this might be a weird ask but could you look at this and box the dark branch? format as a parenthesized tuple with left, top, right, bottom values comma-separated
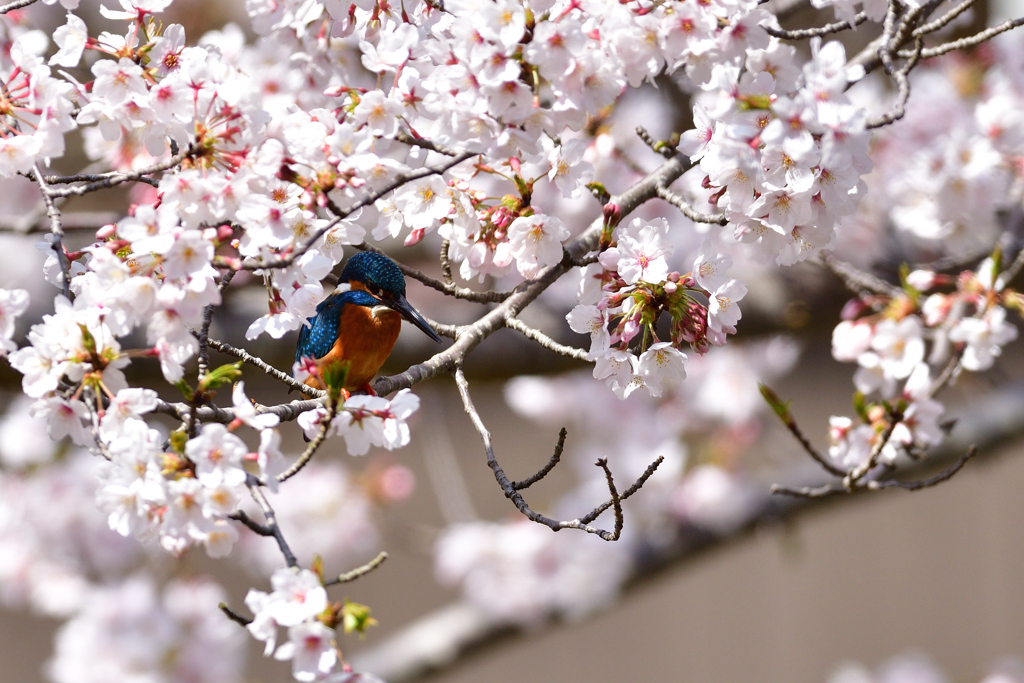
(511, 427, 567, 490)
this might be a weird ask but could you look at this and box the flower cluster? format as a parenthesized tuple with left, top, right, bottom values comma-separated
(852, 33, 1024, 258)
(678, 37, 871, 268)
(245, 567, 380, 682)
(828, 253, 1021, 469)
(568, 230, 745, 399)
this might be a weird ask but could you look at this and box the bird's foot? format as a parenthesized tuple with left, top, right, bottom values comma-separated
(361, 383, 377, 396)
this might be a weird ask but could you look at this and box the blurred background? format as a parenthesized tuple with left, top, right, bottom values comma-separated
(1, 0, 1024, 681)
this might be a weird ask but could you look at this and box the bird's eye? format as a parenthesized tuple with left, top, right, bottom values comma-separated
(367, 284, 381, 297)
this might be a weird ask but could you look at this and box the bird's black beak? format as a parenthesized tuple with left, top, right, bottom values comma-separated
(388, 294, 443, 343)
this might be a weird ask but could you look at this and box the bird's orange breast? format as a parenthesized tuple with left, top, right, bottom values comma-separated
(307, 303, 402, 392)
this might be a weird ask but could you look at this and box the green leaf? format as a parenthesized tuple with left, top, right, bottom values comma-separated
(168, 428, 188, 455)
(78, 323, 97, 355)
(174, 379, 194, 402)
(197, 362, 243, 393)
(322, 360, 351, 404)
(340, 600, 377, 635)
(758, 383, 793, 426)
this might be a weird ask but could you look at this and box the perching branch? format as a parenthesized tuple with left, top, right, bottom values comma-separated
(202, 335, 328, 398)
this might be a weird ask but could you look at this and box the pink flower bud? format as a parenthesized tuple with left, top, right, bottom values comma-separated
(404, 228, 426, 247)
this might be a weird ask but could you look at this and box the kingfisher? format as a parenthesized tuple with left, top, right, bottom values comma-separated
(295, 251, 442, 396)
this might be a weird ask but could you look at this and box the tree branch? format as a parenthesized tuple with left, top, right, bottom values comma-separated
(324, 551, 389, 586)
(504, 316, 589, 361)
(764, 11, 868, 40)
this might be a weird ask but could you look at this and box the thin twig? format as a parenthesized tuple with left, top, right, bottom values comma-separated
(394, 130, 463, 157)
(765, 12, 868, 40)
(655, 184, 728, 225)
(202, 336, 328, 398)
(0, 0, 37, 12)
(196, 271, 230, 380)
(246, 476, 298, 567)
(511, 427, 567, 490)
(845, 407, 904, 487)
(594, 458, 624, 541)
(577, 455, 666, 525)
(867, 37, 923, 129)
(44, 146, 194, 198)
(324, 552, 389, 586)
(229, 509, 275, 536)
(454, 365, 661, 540)
(898, 15, 1024, 58)
(998, 245, 1024, 289)
(32, 163, 72, 300)
(504, 316, 589, 361)
(636, 127, 675, 159)
(777, 408, 847, 477)
(771, 482, 845, 497)
(276, 398, 339, 483)
(219, 603, 253, 627)
(817, 252, 902, 298)
(868, 445, 977, 490)
(912, 0, 975, 36)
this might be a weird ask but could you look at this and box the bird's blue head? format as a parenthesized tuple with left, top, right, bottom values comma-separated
(340, 251, 407, 298)
(337, 251, 442, 343)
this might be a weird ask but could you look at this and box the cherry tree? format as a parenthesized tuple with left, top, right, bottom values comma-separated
(0, 0, 1022, 680)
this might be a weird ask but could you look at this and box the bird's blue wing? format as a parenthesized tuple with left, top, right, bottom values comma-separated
(295, 290, 377, 363)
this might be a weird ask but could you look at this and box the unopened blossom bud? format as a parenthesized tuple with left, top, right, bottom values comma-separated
(621, 316, 641, 343)
(602, 202, 621, 226)
(96, 223, 117, 240)
(663, 281, 678, 294)
(216, 224, 234, 243)
(404, 228, 426, 246)
(867, 405, 886, 423)
(667, 271, 681, 282)
(840, 297, 868, 321)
